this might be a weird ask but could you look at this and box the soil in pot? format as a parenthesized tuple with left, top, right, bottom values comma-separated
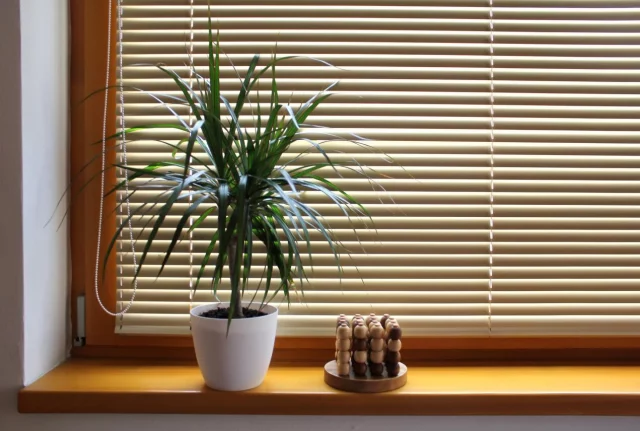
(200, 307, 267, 319)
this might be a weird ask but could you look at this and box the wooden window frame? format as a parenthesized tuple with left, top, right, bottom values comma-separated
(69, 0, 640, 363)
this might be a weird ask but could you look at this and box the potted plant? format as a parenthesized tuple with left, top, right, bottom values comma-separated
(96, 18, 376, 391)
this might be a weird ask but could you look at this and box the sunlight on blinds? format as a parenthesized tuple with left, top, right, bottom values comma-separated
(115, 0, 640, 336)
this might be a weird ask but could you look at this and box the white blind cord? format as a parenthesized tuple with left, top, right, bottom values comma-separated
(188, 0, 195, 305)
(95, 0, 138, 317)
(488, 0, 496, 334)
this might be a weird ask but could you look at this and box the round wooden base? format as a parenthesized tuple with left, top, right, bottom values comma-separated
(323, 360, 408, 393)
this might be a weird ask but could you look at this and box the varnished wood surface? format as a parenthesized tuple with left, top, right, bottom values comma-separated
(74, 336, 640, 351)
(71, 336, 640, 363)
(18, 358, 640, 415)
(324, 360, 408, 393)
(70, 0, 122, 347)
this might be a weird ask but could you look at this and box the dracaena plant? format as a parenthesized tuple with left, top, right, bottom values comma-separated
(103, 20, 376, 326)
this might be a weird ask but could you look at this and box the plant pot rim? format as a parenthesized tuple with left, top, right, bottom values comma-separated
(190, 302, 278, 322)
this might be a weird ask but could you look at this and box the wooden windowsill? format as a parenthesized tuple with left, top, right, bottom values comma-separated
(18, 358, 640, 415)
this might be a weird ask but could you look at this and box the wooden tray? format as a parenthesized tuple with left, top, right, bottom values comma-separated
(323, 360, 407, 393)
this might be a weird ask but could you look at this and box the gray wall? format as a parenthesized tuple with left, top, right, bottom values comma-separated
(0, 0, 26, 423)
(1, 1, 639, 429)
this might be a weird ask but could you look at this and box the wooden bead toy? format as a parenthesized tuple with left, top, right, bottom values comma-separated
(337, 363, 351, 376)
(368, 318, 379, 331)
(389, 325, 402, 341)
(352, 338, 367, 351)
(336, 314, 347, 325)
(370, 324, 384, 339)
(383, 318, 397, 341)
(370, 338, 384, 351)
(353, 350, 368, 363)
(387, 339, 402, 352)
(384, 321, 402, 377)
(370, 349, 384, 363)
(335, 322, 352, 376)
(365, 313, 377, 326)
(337, 350, 351, 363)
(337, 324, 352, 339)
(385, 351, 401, 363)
(351, 314, 363, 326)
(354, 324, 368, 339)
(351, 321, 368, 376)
(368, 362, 384, 376)
(385, 317, 397, 331)
(380, 314, 390, 328)
(386, 363, 400, 377)
(324, 314, 407, 393)
(368, 321, 385, 376)
(352, 362, 367, 376)
(335, 338, 351, 352)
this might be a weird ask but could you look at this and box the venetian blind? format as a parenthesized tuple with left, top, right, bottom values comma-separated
(115, 0, 640, 336)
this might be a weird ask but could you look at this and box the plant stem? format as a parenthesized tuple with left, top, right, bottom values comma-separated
(228, 236, 245, 318)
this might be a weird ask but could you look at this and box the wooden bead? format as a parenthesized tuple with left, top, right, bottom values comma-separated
(380, 314, 390, 328)
(336, 314, 347, 327)
(385, 318, 397, 331)
(336, 351, 351, 364)
(350, 317, 364, 330)
(368, 319, 379, 331)
(336, 324, 351, 339)
(337, 363, 351, 376)
(335, 339, 350, 351)
(386, 363, 400, 377)
(352, 338, 367, 351)
(370, 323, 384, 339)
(389, 325, 402, 341)
(351, 314, 362, 323)
(369, 362, 384, 376)
(370, 338, 384, 351)
(354, 324, 368, 339)
(352, 362, 367, 376)
(385, 351, 401, 363)
(369, 350, 384, 363)
(353, 350, 368, 363)
(387, 339, 402, 352)
(365, 313, 377, 326)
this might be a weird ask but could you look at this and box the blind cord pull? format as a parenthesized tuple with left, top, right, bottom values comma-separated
(94, 0, 138, 317)
(188, 0, 195, 309)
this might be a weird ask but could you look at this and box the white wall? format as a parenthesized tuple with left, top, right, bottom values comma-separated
(1, 1, 640, 430)
(19, 0, 69, 386)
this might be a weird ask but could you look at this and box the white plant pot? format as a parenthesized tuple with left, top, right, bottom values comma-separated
(190, 302, 278, 391)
